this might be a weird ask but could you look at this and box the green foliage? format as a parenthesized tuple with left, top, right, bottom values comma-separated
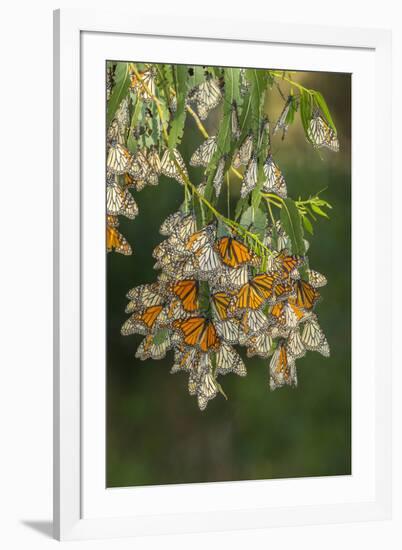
(168, 66, 190, 148)
(240, 206, 267, 241)
(280, 198, 306, 255)
(107, 62, 131, 126)
(313, 91, 337, 134)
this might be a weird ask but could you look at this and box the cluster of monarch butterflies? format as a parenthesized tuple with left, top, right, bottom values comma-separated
(121, 209, 330, 410)
(107, 62, 339, 410)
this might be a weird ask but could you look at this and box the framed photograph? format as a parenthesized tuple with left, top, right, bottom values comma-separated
(53, 8, 392, 541)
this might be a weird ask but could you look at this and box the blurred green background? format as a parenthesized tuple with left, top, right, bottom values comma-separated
(107, 69, 351, 487)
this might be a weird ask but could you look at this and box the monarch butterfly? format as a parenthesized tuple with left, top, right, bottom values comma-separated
(216, 342, 246, 376)
(106, 181, 138, 219)
(132, 148, 160, 186)
(246, 332, 273, 358)
(285, 328, 306, 360)
(215, 237, 255, 268)
(264, 220, 290, 252)
(185, 224, 216, 253)
(114, 97, 130, 133)
(300, 316, 330, 356)
(307, 269, 327, 288)
(234, 273, 276, 311)
(195, 242, 221, 278)
(160, 148, 189, 185)
(121, 305, 164, 336)
(262, 155, 287, 198)
(239, 68, 251, 96)
(171, 346, 199, 373)
(240, 154, 258, 198)
(106, 63, 116, 100)
(307, 110, 339, 152)
(147, 146, 162, 176)
(231, 101, 241, 139)
(130, 67, 156, 102)
(107, 119, 125, 146)
(173, 317, 220, 352)
(273, 96, 294, 140)
(187, 351, 211, 394)
(107, 142, 132, 174)
(275, 251, 302, 280)
(106, 214, 119, 228)
(216, 265, 249, 290)
(188, 76, 223, 120)
(273, 282, 295, 302)
(190, 136, 217, 167)
(233, 132, 253, 168)
(270, 300, 307, 328)
(214, 318, 241, 344)
(213, 156, 226, 197)
(159, 211, 184, 236)
(241, 308, 269, 335)
(160, 212, 197, 246)
(106, 226, 132, 255)
(126, 283, 166, 313)
(196, 370, 218, 411)
(135, 333, 171, 361)
(171, 279, 199, 312)
(269, 342, 297, 390)
(292, 279, 320, 310)
(211, 291, 232, 320)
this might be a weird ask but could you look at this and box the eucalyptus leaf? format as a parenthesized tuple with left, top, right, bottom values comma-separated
(280, 198, 305, 255)
(313, 91, 337, 134)
(168, 65, 190, 148)
(107, 62, 131, 126)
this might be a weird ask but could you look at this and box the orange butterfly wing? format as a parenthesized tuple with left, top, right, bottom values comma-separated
(216, 237, 254, 268)
(212, 292, 231, 320)
(172, 280, 199, 312)
(293, 280, 319, 309)
(106, 226, 132, 255)
(140, 305, 163, 329)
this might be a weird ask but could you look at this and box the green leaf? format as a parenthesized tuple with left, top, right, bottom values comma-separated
(240, 206, 267, 240)
(302, 215, 314, 235)
(107, 62, 131, 126)
(311, 203, 329, 218)
(300, 90, 313, 143)
(217, 219, 231, 238)
(168, 65, 190, 148)
(313, 91, 337, 135)
(204, 68, 238, 205)
(245, 68, 268, 136)
(234, 196, 249, 221)
(153, 328, 169, 346)
(280, 198, 305, 255)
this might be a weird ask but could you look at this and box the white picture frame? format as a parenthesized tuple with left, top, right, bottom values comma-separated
(53, 8, 392, 541)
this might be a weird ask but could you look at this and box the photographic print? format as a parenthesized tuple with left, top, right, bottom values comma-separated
(106, 62, 351, 488)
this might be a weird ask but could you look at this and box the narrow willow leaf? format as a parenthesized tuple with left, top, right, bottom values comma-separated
(310, 203, 329, 218)
(302, 215, 314, 235)
(280, 198, 305, 255)
(107, 62, 131, 126)
(168, 65, 190, 148)
(300, 90, 313, 143)
(234, 196, 249, 221)
(245, 68, 268, 136)
(313, 91, 337, 134)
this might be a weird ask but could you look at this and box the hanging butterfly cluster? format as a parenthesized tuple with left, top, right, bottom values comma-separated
(107, 62, 339, 409)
